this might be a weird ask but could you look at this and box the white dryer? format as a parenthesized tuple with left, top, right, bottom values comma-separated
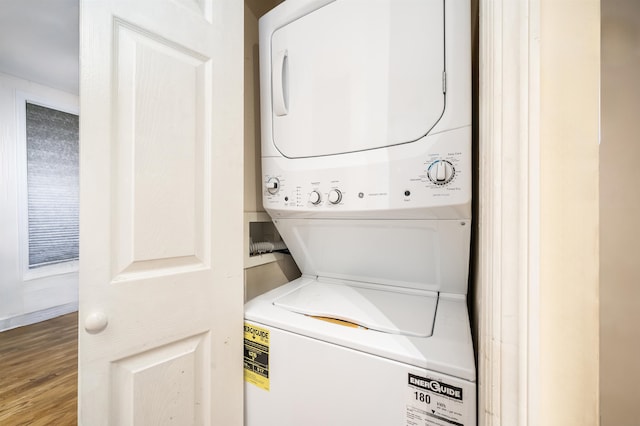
(244, 1, 475, 425)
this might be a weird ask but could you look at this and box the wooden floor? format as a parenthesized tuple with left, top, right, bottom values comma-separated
(0, 313, 78, 426)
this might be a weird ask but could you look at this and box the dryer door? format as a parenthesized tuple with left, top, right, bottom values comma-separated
(270, 0, 445, 158)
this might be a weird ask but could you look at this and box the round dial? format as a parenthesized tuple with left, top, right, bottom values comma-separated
(427, 160, 455, 185)
(309, 190, 322, 205)
(328, 189, 342, 204)
(266, 177, 280, 194)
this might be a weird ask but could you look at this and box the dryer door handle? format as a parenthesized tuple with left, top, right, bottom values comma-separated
(273, 49, 289, 116)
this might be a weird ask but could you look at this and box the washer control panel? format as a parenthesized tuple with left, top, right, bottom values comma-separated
(262, 128, 471, 217)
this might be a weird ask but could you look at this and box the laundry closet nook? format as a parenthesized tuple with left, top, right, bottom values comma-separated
(243, 1, 476, 424)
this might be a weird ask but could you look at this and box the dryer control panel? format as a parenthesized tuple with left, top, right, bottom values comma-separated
(262, 127, 471, 220)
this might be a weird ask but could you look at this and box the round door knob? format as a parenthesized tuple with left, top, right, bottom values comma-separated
(309, 190, 321, 205)
(328, 189, 342, 204)
(84, 312, 108, 334)
(427, 160, 455, 185)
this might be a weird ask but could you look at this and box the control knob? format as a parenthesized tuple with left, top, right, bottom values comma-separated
(328, 189, 342, 204)
(427, 160, 455, 185)
(266, 177, 280, 194)
(309, 190, 322, 205)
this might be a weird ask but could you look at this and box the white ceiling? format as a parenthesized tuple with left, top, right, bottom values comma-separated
(0, 0, 79, 95)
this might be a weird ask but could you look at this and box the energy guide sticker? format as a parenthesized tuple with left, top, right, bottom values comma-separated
(406, 373, 465, 426)
(244, 323, 270, 391)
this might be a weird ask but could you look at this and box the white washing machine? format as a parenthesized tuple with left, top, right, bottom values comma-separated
(244, 0, 474, 425)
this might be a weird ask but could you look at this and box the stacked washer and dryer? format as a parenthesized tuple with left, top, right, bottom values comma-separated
(244, 0, 474, 425)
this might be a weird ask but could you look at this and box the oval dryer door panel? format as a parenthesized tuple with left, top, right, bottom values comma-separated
(271, 0, 445, 158)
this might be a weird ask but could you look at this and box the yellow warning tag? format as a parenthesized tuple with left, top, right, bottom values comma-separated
(244, 323, 270, 391)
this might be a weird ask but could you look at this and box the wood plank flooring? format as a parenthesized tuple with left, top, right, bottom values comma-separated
(0, 313, 78, 425)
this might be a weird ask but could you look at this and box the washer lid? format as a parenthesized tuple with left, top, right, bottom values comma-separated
(273, 279, 438, 337)
(270, 0, 445, 158)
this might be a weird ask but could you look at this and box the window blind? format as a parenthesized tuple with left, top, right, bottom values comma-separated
(26, 102, 79, 268)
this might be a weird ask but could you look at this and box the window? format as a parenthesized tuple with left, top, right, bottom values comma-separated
(24, 102, 79, 271)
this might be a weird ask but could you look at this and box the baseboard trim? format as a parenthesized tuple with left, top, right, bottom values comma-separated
(0, 302, 78, 332)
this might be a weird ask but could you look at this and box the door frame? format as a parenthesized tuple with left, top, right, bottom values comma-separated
(477, 0, 541, 424)
(478, 0, 600, 424)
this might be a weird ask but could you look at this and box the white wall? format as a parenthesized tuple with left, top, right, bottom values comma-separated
(243, 0, 300, 300)
(243, 1, 264, 214)
(600, 0, 640, 424)
(539, 0, 600, 423)
(0, 72, 78, 331)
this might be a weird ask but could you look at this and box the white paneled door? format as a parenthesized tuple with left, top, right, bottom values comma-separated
(78, 1, 243, 424)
